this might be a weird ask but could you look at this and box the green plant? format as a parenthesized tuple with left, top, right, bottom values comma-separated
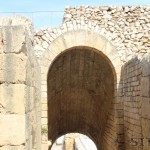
(41, 127, 48, 135)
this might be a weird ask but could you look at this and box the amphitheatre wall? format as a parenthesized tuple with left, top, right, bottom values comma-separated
(0, 6, 149, 150)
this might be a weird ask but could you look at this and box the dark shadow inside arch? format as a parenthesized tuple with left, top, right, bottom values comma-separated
(47, 46, 115, 150)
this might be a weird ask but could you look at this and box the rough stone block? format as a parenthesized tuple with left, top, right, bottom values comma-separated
(2, 26, 26, 54)
(0, 114, 25, 145)
(25, 86, 35, 112)
(0, 146, 25, 150)
(0, 84, 26, 114)
(141, 97, 150, 119)
(141, 57, 150, 77)
(0, 53, 26, 83)
(42, 104, 47, 111)
(42, 118, 48, 125)
(41, 144, 48, 150)
(42, 111, 47, 118)
(0, 28, 3, 54)
(141, 77, 150, 97)
(141, 118, 150, 138)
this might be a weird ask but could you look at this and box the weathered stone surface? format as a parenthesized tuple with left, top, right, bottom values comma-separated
(0, 28, 3, 54)
(141, 98, 150, 119)
(2, 26, 26, 54)
(34, 6, 150, 62)
(141, 57, 150, 77)
(0, 114, 25, 145)
(0, 84, 25, 114)
(0, 53, 26, 83)
(0, 16, 40, 150)
(0, 17, 13, 26)
(141, 118, 150, 138)
(0, 145, 25, 150)
(141, 77, 150, 97)
(41, 144, 48, 150)
(0, 16, 33, 37)
(0, 6, 150, 150)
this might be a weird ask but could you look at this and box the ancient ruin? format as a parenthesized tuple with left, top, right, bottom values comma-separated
(0, 6, 150, 150)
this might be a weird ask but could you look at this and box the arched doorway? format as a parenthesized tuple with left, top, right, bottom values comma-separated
(47, 46, 115, 149)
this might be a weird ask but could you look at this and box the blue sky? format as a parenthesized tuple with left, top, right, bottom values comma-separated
(0, 0, 149, 30)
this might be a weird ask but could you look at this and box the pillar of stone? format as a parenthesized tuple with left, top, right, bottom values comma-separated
(0, 16, 41, 150)
(0, 22, 27, 150)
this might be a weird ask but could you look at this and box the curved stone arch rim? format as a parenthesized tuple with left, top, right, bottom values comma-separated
(41, 29, 120, 60)
(41, 29, 122, 83)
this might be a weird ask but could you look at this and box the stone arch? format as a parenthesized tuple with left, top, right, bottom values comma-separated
(41, 30, 122, 81)
(40, 29, 122, 149)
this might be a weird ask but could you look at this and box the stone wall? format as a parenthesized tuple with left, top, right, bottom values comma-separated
(120, 57, 143, 150)
(0, 17, 41, 150)
(0, 5, 150, 150)
(63, 6, 150, 62)
(119, 56, 150, 150)
(33, 6, 150, 150)
(34, 6, 150, 61)
(0, 23, 27, 150)
(140, 57, 150, 150)
(25, 19, 41, 150)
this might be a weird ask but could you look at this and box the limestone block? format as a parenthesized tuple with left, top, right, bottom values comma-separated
(42, 118, 48, 125)
(42, 41, 49, 49)
(64, 14, 72, 19)
(0, 53, 26, 83)
(141, 118, 150, 138)
(62, 31, 75, 49)
(9, 16, 33, 31)
(42, 104, 47, 111)
(40, 86, 46, 95)
(0, 84, 26, 114)
(93, 35, 107, 51)
(2, 26, 26, 54)
(0, 146, 25, 150)
(0, 114, 25, 145)
(141, 97, 150, 119)
(0, 17, 12, 26)
(42, 144, 48, 150)
(52, 36, 67, 52)
(25, 86, 35, 112)
(141, 58, 150, 77)
(42, 134, 48, 142)
(41, 84, 47, 92)
(0, 16, 33, 38)
(0, 28, 3, 54)
(141, 77, 150, 97)
(42, 111, 47, 118)
(34, 44, 45, 57)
